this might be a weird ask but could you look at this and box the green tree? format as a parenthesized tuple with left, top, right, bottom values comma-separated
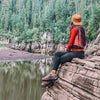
(87, 4, 100, 40)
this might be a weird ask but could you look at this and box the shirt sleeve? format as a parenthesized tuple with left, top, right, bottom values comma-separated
(65, 28, 77, 51)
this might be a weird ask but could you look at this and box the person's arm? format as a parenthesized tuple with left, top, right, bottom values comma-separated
(65, 28, 77, 51)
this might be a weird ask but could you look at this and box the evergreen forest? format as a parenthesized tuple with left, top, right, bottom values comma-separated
(0, 0, 100, 43)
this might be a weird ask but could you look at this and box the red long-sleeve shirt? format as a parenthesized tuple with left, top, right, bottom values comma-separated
(65, 28, 77, 51)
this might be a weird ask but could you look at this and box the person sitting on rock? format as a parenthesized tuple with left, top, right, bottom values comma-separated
(41, 14, 87, 87)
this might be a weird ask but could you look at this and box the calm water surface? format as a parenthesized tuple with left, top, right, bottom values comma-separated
(0, 58, 53, 100)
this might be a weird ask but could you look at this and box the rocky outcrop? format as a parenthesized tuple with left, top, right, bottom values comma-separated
(85, 34, 100, 57)
(7, 32, 66, 55)
(41, 35, 100, 100)
(8, 41, 65, 55)
(0, 39, 9, 45)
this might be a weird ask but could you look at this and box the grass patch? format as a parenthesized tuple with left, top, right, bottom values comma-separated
(0, 44, 7, 47)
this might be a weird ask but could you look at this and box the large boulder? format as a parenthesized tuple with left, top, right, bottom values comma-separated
(47, 42, 57, 56)
(25, 43, 32, 52)
(8, 42, 19, 49)
(8, 37, 18, 49)
(56, 43, 65, 51)
(41, 35, 100, 100)
(85, 34, 100, 57)
(18, 41, 26, 50)
(41, 56, 100, 100)
(31, 42, 40, 53)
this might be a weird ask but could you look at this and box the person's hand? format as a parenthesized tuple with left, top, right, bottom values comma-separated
(65, 48, 67, 51)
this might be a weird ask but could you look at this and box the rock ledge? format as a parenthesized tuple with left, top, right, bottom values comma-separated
(41, 35, 100, 100)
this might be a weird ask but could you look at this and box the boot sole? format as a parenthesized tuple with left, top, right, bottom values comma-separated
(42, 76, 58, 81)
(41, 81, 54, 88)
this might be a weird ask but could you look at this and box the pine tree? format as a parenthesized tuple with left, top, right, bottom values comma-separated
(0, 0, 99, 42)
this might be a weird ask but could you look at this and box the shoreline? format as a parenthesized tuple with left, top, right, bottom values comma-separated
(0, 47, 51, 63)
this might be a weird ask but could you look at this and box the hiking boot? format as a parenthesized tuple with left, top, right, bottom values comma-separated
(41, 81, 54, 88)
(42, 71, 58, 81)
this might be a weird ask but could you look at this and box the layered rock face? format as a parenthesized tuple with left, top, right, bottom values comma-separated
(85, 34, 100, 57)
(41, 35, 100, 100)
(8, 41, 65, 55)
(8, 32, 66, 55)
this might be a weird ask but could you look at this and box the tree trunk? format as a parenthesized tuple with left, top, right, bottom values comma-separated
(91, 0, 93, 17)
(96, 0, 98, 6)
(74, 0, 77, 13)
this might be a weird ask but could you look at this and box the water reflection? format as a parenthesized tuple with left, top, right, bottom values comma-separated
(0, 58, 53, 100)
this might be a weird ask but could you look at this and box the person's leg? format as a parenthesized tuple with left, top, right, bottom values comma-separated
(52, 51, 75, 70)
(41, 51, 84, 87)
(60, 51, 84, 63)
(52, 51, 68, 71)
(42, 51, 68, 81)
(53, 51, 84, 70)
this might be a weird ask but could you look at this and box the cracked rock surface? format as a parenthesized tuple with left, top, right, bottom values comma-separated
(41, 35, 100, 100)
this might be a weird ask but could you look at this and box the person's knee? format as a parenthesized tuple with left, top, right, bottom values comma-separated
(54, 51, 60, 56)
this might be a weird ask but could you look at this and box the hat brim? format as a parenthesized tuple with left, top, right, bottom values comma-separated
(73, 22, 82, 26)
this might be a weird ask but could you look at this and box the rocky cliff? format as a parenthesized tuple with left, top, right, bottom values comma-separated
(41, 34, 100, 100)
(7, 32, 66, 55)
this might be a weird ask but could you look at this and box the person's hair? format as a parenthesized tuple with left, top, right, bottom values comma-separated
(69, 22, 86, 46)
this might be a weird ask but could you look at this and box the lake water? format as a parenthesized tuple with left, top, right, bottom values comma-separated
(0, 58, 53, 100)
